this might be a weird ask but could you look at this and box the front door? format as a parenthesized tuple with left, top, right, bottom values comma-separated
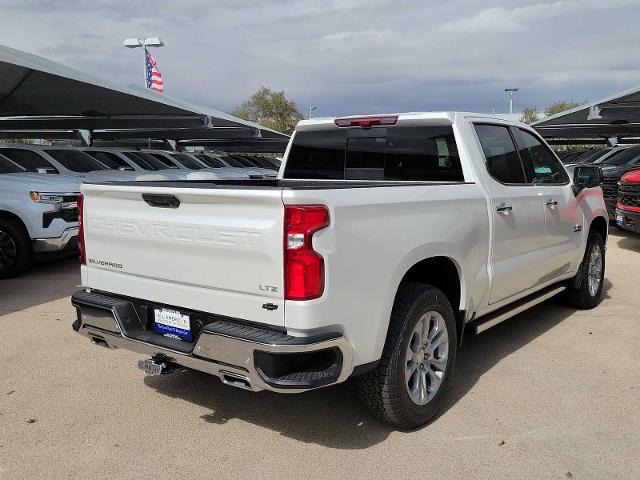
(513, 128, 583, 280)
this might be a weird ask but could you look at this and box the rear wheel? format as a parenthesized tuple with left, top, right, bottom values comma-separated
(563, 230, 605, 309)
(356, 283, 457, 429)
(0, 219, 32, 279)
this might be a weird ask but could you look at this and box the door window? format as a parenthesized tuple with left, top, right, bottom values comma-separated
(0, 148, 58, 173)
(474, 125, 526, 184)
(516, 129, 569, 184)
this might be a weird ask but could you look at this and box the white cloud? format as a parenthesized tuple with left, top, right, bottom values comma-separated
(440, 0, 640, 33)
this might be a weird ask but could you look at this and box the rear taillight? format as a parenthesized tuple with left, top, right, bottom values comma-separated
(284, 205, 329, 301)
(78, 193, 86, 266)
(334, 115, 398, 128)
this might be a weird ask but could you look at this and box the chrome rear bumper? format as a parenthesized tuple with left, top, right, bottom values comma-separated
(71, 290, 353, 393)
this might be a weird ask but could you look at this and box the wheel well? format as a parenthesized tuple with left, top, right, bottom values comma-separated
(0, 210, 29, 235)
(590, 216, 608, 242)
(398, 256, 464, 345)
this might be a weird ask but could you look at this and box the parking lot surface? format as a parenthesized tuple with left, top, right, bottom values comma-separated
(1, 230, 639, 480)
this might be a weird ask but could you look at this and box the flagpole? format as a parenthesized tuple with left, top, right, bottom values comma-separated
(142, 40, 147, 88)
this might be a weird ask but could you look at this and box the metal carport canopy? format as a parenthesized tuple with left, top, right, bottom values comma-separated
(0, 44, 287, 140)
(533, 83, 640, 142)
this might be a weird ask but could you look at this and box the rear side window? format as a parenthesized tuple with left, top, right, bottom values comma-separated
(85, 151, 130, 169)
(0, 148, 58, 173)
(284, 126, 463, 181)
(474, 125, 526, 184)
(170, 153, 203, 170)
(285, 130, 346, 179)
(45, 150, 105, 172)
(196, 154, 225, 168)
(146, 153, 176, 168)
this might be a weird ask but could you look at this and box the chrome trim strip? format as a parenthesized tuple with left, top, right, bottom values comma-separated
(32, 226, 79, 252)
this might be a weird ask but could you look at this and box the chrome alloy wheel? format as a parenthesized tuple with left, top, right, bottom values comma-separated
(0, 230, 17, 270)
(405, 311, 449, 406)
(587, 243, 603, 297)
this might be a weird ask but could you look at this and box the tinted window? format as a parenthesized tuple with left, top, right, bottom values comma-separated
(579, 148, 612, 164)
(345, 126, 462, 181)
(45, 150, 105, 172)
(603, 146, 640, 166)
(85, 151, 131, 169)
(170, 153, 203, 170)
(219, 156, 244, 167)
(146, 153, 177, 168)
(0, 148, 57, 172)
(285, 130, 347, 179)
(233, 156, 259, 168)
(0, 155, 25, 173)
(474, 125, 526, 184)
(516, 129, 569, 184)
(195, 154, 225, 168)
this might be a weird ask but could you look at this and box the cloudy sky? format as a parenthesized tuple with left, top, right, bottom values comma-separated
(2, 0, 640, 117)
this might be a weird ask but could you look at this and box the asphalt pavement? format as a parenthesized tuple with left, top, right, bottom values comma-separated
(1, 230, 639, 479)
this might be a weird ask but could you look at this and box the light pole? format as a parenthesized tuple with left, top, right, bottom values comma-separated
(308, 106, 317, 119)
(123, 37, 164, 88)
(505, 87, 519, 115)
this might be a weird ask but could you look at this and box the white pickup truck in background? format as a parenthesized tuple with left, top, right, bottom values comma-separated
(0, 154, 81, 278)
(71, 112, 608, 428)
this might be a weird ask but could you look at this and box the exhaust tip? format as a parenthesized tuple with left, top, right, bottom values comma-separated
(90, 336, 110, 348)
(220, 372, 252, 391)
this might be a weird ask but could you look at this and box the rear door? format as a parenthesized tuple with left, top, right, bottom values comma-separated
(82, 183, 285, 326)
(473, 124, 548, 304)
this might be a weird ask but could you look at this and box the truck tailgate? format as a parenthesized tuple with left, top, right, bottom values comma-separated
(81, 183, 285, 326)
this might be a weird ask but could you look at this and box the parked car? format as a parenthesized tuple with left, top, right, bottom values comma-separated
(0, 154, 81, 278)
(616, 169, 640, 234)
(190, 152, 267, 179)
(204, 151, 278, 178)
(597, 146, 640, 221)
(0, 144, 153, 182)
(80, 147, 242, 180)
(140, 150, 245, 180)
(71, 112, 607, 429)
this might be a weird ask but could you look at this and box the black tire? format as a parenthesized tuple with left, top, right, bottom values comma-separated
(0, 218, 32, 279)
(356, 282, 457, 429)
(563, 230, 605, 309)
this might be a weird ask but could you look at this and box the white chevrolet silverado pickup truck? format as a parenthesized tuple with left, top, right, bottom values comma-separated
(71, 113, 608, 428)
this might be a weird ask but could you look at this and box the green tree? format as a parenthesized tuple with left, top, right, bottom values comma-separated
(520, 107, 540, 124)
(233, 86, 304, 135)
(0, 138, 34, 144)
(544, 100, 586, 118)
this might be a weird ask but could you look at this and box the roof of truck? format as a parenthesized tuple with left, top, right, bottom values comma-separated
(296, 112, 529, 131)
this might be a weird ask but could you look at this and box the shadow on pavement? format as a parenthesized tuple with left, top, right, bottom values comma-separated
(143, 280, 612, 448)
(0, 256, 80, 314)
(612, 230, 640, 252)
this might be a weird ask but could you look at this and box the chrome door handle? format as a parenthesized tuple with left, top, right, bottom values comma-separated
(545, 200, 559, 209)
(496, 204, 513, 214)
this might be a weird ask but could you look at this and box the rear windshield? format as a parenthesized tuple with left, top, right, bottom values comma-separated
(170, 153, 204, 170)
(45, 150, 105, 172)
(0, 148, 57, 172)
(0, 154, 25, 173)
(284, 126, 464, 181)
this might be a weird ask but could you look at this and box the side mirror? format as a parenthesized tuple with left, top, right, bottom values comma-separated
(573, 165, 602, 194)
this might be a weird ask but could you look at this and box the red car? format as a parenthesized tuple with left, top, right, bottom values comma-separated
(616, 169, 640, 234)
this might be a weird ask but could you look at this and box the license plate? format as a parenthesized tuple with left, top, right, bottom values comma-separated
(137, 359, 163, 376)
(153, 308, 191, 341)
(617, 214, 624, 226)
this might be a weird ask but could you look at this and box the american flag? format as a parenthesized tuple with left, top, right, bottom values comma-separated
(145, 48, 164, 93)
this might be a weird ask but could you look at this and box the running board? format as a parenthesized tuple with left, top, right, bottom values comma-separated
(468, 285, 566, 335)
